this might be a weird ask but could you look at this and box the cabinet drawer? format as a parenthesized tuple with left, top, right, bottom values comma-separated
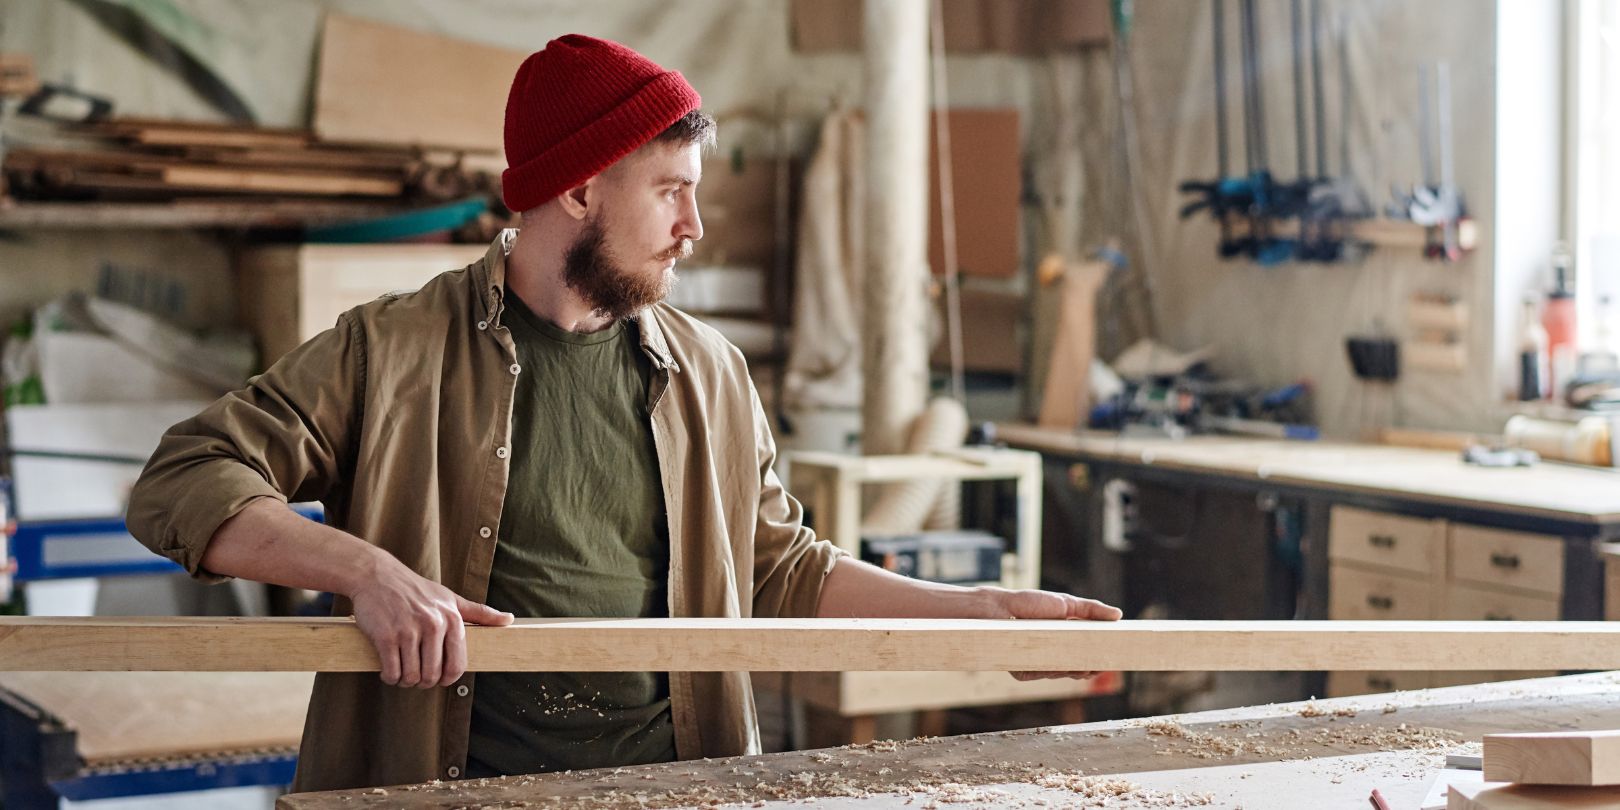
(1329, 563, 1434, 620)
(1328, 506, 1442, 575)
(1448, 524, 1564, 597)
(1440, 582, 1561, 621)
(1326, 670, 1430, 697)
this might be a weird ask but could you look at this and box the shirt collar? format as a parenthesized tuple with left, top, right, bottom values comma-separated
(476, 229, 679, 373)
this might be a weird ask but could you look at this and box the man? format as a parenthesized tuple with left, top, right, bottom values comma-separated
(127, 35, 1120, 793)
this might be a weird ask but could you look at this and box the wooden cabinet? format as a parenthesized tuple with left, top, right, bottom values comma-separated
(1326, 505, 1562, 696)
(236, 243, 486, 367)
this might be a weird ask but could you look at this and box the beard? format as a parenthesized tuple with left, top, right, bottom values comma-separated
(562, 214, 690, 321)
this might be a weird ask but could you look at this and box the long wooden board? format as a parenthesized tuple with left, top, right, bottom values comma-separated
(1483, 730, 1620, 786)
(4, 617, 1620, 673)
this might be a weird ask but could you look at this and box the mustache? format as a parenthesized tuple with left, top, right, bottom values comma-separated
(655, 239, 693, 263)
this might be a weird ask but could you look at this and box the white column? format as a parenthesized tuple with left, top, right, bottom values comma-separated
(861, 0, 931, 456)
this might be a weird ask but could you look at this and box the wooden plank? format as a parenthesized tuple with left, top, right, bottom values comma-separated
(0, 53, 39, 97)
(160, 165, 402, 197)
(0, 672, 309, 765)
(1449, 781, 1620, 809)
(7, 617, 1620, 673)
(1036, 257, 1108, 429)
(0, 200, 410, 229)
(312, 12, 525, 152)
(1483, 731, 1620, 786)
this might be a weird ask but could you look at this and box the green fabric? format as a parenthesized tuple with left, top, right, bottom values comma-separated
(467, 290, 674, 777)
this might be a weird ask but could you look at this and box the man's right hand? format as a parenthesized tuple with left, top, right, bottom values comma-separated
(350, 558, 514, 689)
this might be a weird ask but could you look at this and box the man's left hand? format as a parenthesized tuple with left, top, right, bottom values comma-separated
(984, 588, 1123, 682)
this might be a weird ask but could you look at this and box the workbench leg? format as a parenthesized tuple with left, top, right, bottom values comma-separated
(846, 714, 877, 745)
(803, 707, 879, 748)
(915, 709, 948, 738)
(1057, 698, 1087, 726)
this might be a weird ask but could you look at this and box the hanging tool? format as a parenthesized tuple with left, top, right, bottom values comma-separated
(1177, 0, 1252, 258)
(1387, 62, 1469, 262)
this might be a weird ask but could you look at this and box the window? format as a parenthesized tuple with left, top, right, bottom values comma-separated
(1574, 0, 1620, 345)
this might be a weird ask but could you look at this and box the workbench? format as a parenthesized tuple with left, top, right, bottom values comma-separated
(0, 671, 311, 807)
(991, 424, 1620, 623)
(276, 671, 1620, 808)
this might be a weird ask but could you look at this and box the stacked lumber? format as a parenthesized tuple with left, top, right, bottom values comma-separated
(2, 116, 503, 205)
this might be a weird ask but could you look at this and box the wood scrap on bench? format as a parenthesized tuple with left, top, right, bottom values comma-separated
(5, 617, 1620, 673)
(1483, 730, 1620, 786)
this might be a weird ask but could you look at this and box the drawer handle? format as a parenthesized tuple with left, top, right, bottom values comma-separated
(1489, 553, 1522, 570)
(1366, 595, 1395, 610)
(1368, 534, 1397, 549)
(1484, 612, 1515, 621)
(1368, 676, 1394, 691)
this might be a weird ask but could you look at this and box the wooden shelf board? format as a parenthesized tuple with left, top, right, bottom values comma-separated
(0, 200, 418, 229)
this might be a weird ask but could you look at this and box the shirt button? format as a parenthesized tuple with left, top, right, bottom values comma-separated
(478, 526, 491, 539)
(446, 765, 461, 779)
(456, 684, 470, 697)
(495, 446, 509, 459)
(509, 363, 521, 375)
(477, 320, 488, 331)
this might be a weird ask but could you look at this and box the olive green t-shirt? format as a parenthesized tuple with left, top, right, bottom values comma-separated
(466, 289, 674, 777)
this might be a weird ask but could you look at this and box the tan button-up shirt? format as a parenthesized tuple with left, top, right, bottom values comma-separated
(126, 231, 848, 792)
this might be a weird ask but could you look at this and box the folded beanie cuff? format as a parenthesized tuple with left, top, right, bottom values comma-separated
(501, 70, 700, 212)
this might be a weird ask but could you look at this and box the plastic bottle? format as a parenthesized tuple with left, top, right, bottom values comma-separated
(1543, 245, 1578, 401)
(1518, 296, 1548, 401)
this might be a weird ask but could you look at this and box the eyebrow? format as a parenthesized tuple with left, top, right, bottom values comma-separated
(657, 174, 699, 187)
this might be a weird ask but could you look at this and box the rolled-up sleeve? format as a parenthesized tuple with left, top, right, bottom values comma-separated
(748, 380, 848, 619)
(125, 312, 366, 582)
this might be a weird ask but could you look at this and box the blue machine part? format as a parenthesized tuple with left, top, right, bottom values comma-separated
(51, 753, 298, 802)
(11, 504, 324, 582)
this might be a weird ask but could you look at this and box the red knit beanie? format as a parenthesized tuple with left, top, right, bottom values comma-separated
(501, 35, 702, 213)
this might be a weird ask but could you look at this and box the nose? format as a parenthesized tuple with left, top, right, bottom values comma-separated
(676, 195, 703, 243)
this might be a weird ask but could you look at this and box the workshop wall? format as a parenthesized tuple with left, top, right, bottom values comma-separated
(3, 0, 1524, 438)
(1068, 0, 1505, 438)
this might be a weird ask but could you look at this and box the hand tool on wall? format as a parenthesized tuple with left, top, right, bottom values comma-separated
(1387, 61, 1469, 262)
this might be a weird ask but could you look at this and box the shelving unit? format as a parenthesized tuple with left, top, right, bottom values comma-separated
(761, 447, 1118, 745)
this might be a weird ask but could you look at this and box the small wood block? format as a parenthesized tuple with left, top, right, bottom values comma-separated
(1483, 731, 1620, 786)
(1449, 780, 1620, 809)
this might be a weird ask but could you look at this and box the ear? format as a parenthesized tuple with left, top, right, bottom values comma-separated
(557, 177, 595, 221)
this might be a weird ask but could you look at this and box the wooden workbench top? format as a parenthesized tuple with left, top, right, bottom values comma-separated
(278, 672, 1620, 809)
(994, 422, 1620, 524)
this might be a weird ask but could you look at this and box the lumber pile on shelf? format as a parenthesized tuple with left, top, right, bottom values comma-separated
(2, 116, 504, 206)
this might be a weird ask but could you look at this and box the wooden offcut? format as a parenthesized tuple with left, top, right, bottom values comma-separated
(312, 12, 524, 152)
(1448, 780, 1620, 809)
(1037, 256, 1109, 429)
(6, 618, 1620, 673)
(1483, 731, 1620, 786)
